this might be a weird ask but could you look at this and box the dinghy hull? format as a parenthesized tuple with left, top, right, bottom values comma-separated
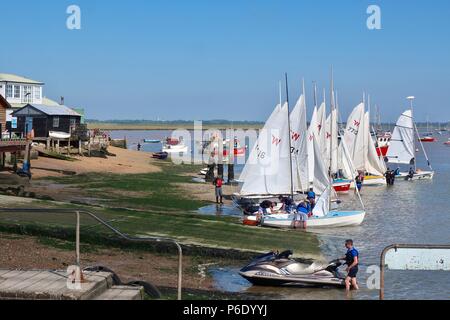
(162, 145, 188, 153)
(261, 211, 365, 229)
(397, 171, 434, 181)
(332, 180, 351, 193)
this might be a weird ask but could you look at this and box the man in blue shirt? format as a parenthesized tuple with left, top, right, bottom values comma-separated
(340, 239, 359, 291)
(306, 188, 316, 209)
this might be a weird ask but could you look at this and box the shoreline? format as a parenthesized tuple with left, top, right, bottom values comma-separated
(87, 123, 264, 131)
(0, 146, 324, 299)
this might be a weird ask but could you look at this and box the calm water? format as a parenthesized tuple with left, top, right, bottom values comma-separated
(112, 130, 450, 300)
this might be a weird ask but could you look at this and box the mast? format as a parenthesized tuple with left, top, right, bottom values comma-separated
(409, 96, 433, 171)
(328, 67, 335, 211)
(285, 73, 294, 199)
(407, 96, 417, 172)
(313, 81, 318, 108)
(279, 81, 282, 107)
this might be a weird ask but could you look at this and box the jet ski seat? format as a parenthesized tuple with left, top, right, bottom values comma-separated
(285, 262, 326, 275)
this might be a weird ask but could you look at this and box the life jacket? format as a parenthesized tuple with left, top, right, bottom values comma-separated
(345, 248, 359, 267)
(307, 191, 316, 200)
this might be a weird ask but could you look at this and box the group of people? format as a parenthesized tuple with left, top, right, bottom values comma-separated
(384, 167, 400, 185)
(253, 188, 317, 229)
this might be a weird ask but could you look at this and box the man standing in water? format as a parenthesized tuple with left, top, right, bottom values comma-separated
(340, 239, 359, 291)
(213, 176, 224, 204)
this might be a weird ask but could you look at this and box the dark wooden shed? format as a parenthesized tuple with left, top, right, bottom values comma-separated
(11, 104, 82, 138)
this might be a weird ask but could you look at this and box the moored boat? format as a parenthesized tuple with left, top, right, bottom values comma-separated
(162, 144, 188, 153)
(260, 187, 365, 229)
(144, 139, 161, 143)
(420, 136, 436, 143)
(49, 131, 71, 139)
(332, 179, 351, 193)
(152, 152, 169, 160)
(261, 211, 366, 228)
(386, 102, 435, 181)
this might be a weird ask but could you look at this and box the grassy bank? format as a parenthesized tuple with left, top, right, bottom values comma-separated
(0, 161, 322, 260)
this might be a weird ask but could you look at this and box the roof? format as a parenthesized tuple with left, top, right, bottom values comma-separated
(0, 94, 12, 109)
(10, 98, 66, 110)
(12, 104, 81, 117)
(42, 97, 60, 106)
(0, 73, 44, 85)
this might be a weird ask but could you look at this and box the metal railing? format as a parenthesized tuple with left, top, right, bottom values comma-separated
(380, 244, 450, 300)
(0, 208, 183, 300)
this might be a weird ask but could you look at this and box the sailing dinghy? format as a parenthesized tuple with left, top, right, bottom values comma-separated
(261, 137, 365, 228)
(386, 109, 434, 180)
(343, 103, 387, 186)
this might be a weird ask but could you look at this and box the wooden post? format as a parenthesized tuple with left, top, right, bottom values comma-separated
(57, 140, 60, 154)
(78, 140, 82, 156)
(12, 152, 17, 172)
(68, 127, 72, 155)
(46, 138, 50, 151)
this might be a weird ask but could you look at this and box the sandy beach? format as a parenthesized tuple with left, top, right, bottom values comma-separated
(30, 146, 161, 179)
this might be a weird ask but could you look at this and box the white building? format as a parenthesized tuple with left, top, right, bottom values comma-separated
(0, 73, 44, 106)
(0, 73, 84, 133)
(0, 73, 46, 126)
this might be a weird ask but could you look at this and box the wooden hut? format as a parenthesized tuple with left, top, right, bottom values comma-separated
(0, 94, 11, 134)
(11, 104, 81, 138)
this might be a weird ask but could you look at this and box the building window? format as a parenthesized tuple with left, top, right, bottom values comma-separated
(53, 117, 60, 128)
(70, 118, 77, 127)
(14, 85, 20, 98)
(23, 86, 32, 103)
(6, 85, 13, 98)
(34, 86, 41, 100)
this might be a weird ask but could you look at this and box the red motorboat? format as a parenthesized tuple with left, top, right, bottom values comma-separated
(376, 132, 391, 157)
(166, 137, 180, 146)
(444, 139, 450, 146)
(420, 136, 437, 143)
(210, 139, 246, 157)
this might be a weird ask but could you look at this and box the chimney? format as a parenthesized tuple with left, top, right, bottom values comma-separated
(60, 96, 65, 105)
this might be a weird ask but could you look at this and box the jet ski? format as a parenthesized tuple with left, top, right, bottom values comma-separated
(239, 250, 346, 288)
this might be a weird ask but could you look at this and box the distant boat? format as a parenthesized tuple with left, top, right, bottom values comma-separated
(386, 109, 434, 181)
(144, 139, 161, 143)
(49, 131, 71, 139)
(152, 152, 169, 160)
(444, 139, 450, 146)
(161, 137, 188, 153)
(419, 136, 436, 143)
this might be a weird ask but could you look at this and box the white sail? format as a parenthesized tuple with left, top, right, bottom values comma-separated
(307, 107, 318, 184)
(386, 110, 415, 165)
(330, 108, 339, 174)
(364, 112, 386, 176)
(239, 103, 291, 196)
(312, 135, 329, 194)
(312, 186, 331, 218)
(343, 103, 365, 171)
(323, 113, 331, 171)
(290, 94, 309, 192)
(317, 102, 327, 151)
(338, 141, 357, 179)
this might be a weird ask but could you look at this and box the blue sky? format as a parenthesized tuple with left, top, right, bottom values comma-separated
(1, 0, 449, 122)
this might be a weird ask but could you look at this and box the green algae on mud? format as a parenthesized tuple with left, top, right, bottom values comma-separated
(1, 161, 322, 260)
